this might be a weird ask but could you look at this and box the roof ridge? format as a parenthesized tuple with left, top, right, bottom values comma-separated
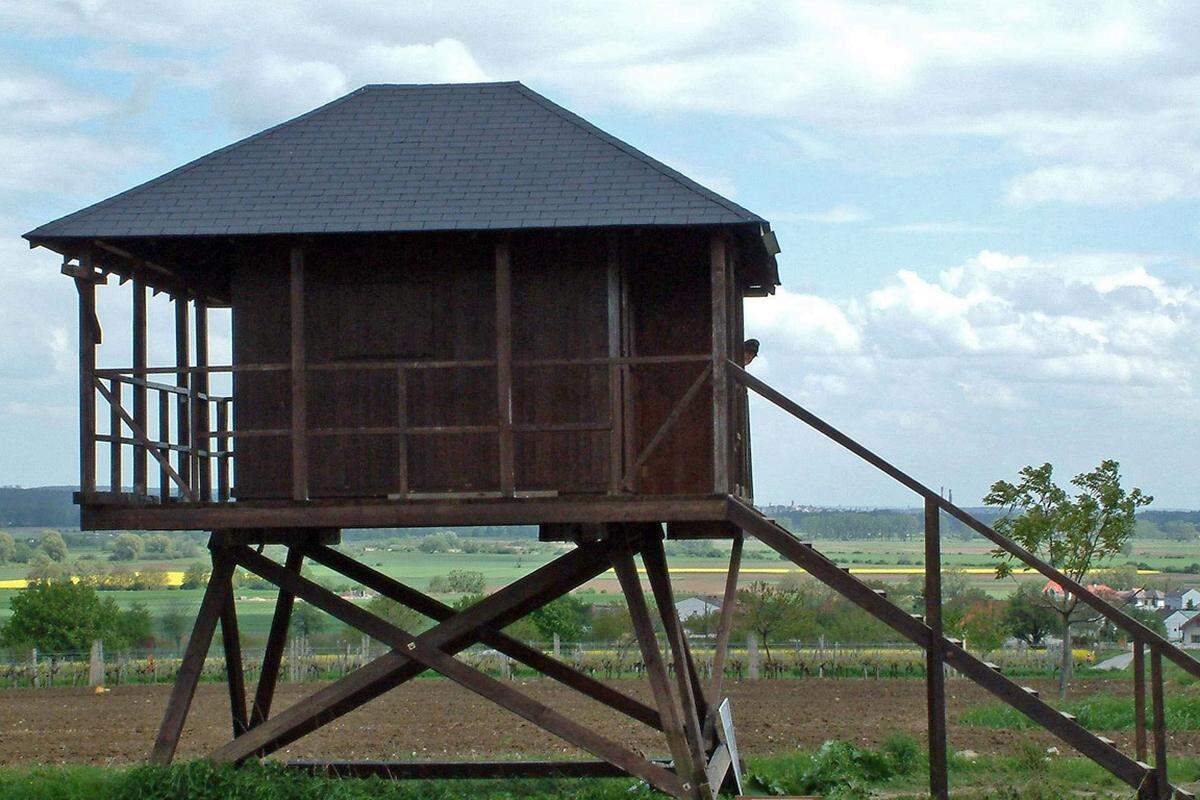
(26, 87, 373, 239)
(508, 83, 761, 223)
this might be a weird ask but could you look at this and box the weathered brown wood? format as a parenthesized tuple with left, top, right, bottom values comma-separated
(94, 380, 195, 501)
(132, 275, 148, 493)
(924, 496, 949, 800)
(174, 294, 191, 492)
(1135, 640, 1148, 762)
(612, 548, 703, 798)
(495, 239, 515, 496)
(289, 245, 308, 500)
(109, 378, 122, 491)
(249, 546, 304, 728)
(81, 493, 730, 532)
(395, 367, 408, 497)
(641, 536, 710, 793)
(158, 390, 170, 502)
(1151, 649, 1168, 799)
(709, 233, 730, 495)
(213, 544, 612, 763)
(216, 401, 230, 501)
(151, 552, 234, 764)
(607, 232, 624, 493)
(287, 759, 672, 780)
(218, 568, 248, 737)
(195, 301, 211, 500)
(76, 265, 97, 495)
(709, 533, 743, 704)
(623, 363, 712, 489)
(302, 543, 662, 730)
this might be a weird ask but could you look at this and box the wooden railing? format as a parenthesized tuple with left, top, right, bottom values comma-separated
(83, 354, 721, 504)
(729, 360, 1198, 798)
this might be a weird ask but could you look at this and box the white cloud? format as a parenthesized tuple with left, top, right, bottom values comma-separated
(1006, 166, 1194, 207)
(778, 204, 871, 224)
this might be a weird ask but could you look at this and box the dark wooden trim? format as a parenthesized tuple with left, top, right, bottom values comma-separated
(395, 367, 408, 497)
(132, 275, 147, 493)
(174, 294, 191, 492)
(1151, 650, 1168, 799)
(606, 232, 624, 493)
(623, 364, 712, 489)
(924, 497, 949, 800)
(109, 377, 122, 492)
(1134, 640, 1147, 762)
(150, 552, 234, 764)
(287, 759, 673, 780)
(158, 390, 170, 502)
(218, 561, 248, 737)
(302, 544, 662, 730)
(80, 494, 731, 531)
(195, 300, 211, 501)
(611, 548, 700, 796)
(495, 238, 515, 496)
(249, 546, 304, 729)
(710, 232, 730, 495)
(95, 379, 195, 501)
(216, 400, 230, 502)
(289, 245, 308, 501)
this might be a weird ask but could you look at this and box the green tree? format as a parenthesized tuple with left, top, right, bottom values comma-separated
(959, 598, 1010, 654)
(0, 580, 120, 651)
(590, 606, 632, 642)
(365, 595, 424, 636)
(530, 595, 588, 642)
(110, 533, 144, 561)
(986, 460, 1150, 699)
(144, 534, 172, 554)
(40, 531, 68, 562)
(25, 553, 69, 583)
(112, 601, 155, 648)
(0, 531, 14, 563)
(1005, 584, 1058, 647)
(158, 606, 189, 649)
(180, 561, 210, 589)
(735, 581, 802, 662)
(290, 601, 328, 639)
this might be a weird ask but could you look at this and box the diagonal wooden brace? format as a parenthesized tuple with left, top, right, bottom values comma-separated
(212, 543, 613, 763)
(301, 543, 662, 730)
(217, 543, 687, 797)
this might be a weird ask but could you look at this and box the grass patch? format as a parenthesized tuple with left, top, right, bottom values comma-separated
(961, 688, 1200, 730)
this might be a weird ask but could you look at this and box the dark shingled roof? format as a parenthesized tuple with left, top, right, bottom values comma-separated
(25, 82, 768, 240)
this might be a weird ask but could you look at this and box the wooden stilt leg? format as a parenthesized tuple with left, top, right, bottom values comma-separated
(612, 548, 706, 800)
(218, 560, 248, 737)
(151, 549, 235, 764)
(708, 534, 743, 706)
(925, 497, 949, 800)
(250, 546, 304, 728)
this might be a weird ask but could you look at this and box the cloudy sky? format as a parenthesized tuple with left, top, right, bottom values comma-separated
(0, 1, 1197, 507)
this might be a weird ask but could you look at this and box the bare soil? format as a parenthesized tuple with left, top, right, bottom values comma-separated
(1, 676, 1192, 766)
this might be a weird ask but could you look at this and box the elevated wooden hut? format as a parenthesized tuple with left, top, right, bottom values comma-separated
(27, 82, 1199, 800)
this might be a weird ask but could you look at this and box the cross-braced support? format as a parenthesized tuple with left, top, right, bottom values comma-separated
(151, 524, 741, 800)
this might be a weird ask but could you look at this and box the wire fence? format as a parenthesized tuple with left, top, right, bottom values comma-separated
(0, 637, 1093, 691)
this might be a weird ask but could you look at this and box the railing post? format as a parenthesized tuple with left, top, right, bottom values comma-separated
(216, 399, 230, 502)
(924, 495, 949, 800)
(1134, 639, 1147, 763)
(290, 245, 308, 501)
(109, 377, 122, 492)
(495, 238, 515, 497)
(710, 232, 731, 495)
(174, 293, 191, 494)
(158, 389, 170, 502)
(195, 300, 211, 501)
(132, 273, 148, 495)
(1150, 649, 1168, 798)
(76, 255, 98, 496)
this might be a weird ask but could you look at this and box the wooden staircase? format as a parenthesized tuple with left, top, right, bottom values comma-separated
(727, 361, 1199, 800)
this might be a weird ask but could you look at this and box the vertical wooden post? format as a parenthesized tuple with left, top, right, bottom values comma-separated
(1150, 649, 1168, 799)
(195, 301, 211, 501)
(924, 496, 949, 800)
(709, 233, 730, 495)
(109, 377, 122, 492)
(174, 294, 191, 494)
(76, 259, 97, 496)
(606, 233, 624, 493)
(89, 639, 104, 687)
(132, 274, 148, 495)
(1134, 639, 1148, 762)
(250, 546, 304, 728)
(709, 534, 743, 703)
(746, 633, 759, 681)
(395, 367, 408, 497)
(218, 570, 248, 737)
(495, 239, 515, 496)
(151, 550, 235, 764)
(158, 390, 171, 502)
(216, 400, 230, 502)
(290, 246, 308, 501)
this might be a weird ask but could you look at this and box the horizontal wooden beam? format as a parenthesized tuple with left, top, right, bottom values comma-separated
(81, 494, 731, 531)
